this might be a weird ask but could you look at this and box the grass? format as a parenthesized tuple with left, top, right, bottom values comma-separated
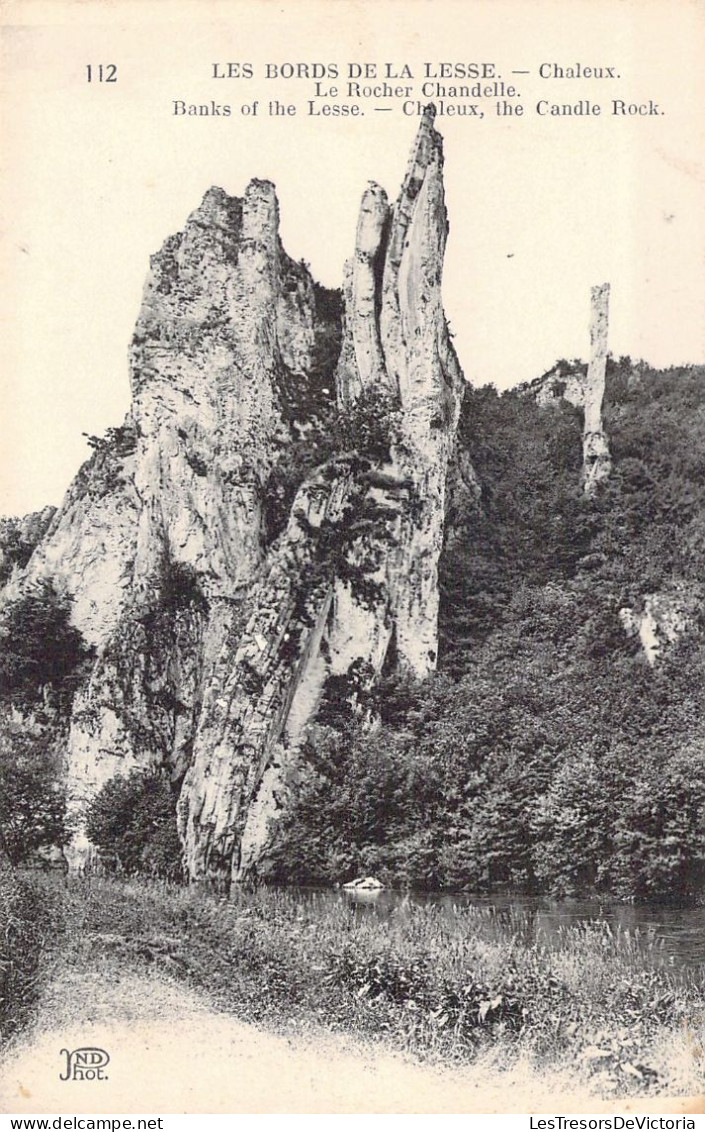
(0, 868, 63, 1041)
(2, 874, 704, 1100)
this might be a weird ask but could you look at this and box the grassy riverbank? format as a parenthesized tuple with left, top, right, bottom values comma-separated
(2, 873, 703, 1100)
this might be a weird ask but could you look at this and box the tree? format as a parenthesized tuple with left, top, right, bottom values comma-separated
(0, 520, 35, 586)
(86, 769, 182, 879)
(612, 741, 705, 901)
(0, 581, 91, 706)
(0, 727, 69, 867)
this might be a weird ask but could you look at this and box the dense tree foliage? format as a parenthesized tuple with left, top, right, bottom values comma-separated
(264, 361, 705, 902)
(0, 582, 91, 706)
(86, 769, 182, 879)
(264, 385, 400, 541)
(0, 726, 69, 867)
(0, 522, 38, 587)
(0, 510, 56, 587)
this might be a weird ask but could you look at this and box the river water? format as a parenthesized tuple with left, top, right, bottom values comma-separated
(299, 887, 705, 972)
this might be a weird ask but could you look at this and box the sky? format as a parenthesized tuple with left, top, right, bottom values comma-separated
(1, 0, 703, 516)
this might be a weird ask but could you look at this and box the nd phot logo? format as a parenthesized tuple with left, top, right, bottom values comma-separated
(59, 1047, 110, 1081)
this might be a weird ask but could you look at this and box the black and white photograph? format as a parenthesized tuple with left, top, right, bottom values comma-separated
(0, 0, 704, 1116)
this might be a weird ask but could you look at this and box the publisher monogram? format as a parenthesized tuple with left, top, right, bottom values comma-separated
(59, 1047, 110, 1082)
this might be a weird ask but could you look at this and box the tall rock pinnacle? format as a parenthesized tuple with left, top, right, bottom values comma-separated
(179, 107, 466, 886)
(2, 111, 466, 886)
(38, 176, 331, 867)
(583, 282, 612, 495)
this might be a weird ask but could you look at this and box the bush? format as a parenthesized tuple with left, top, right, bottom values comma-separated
(0, 511, 57, 588)
(612, 743, 705, 901)
(86, 770, 183, 879)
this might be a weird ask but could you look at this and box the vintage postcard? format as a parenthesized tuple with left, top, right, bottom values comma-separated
(1, 0, 704, 1116)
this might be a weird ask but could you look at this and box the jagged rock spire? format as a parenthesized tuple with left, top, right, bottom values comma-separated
(19, 173, 329, 872)
(179, 109, 466, 887)
(583, 282, 612, 495)
(336, 182, 391, 403)
(6, 110, 466, 886)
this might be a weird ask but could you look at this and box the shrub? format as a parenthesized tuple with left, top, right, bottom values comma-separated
(264, 385, 400, 542)
(82, 423, 138, 457)
(612, 742, 705, 901)
(0, 512, 55, 587)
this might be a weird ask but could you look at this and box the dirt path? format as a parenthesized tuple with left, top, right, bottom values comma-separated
(1, 966, 703, 1115)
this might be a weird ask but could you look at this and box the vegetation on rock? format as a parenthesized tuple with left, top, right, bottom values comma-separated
(264, 385, 401, 542)
(96, 558, 207, 760)
(0, 510, 55, 587)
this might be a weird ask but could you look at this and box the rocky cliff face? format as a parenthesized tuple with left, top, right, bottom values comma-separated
(532, 364, 587, 409)
(14, 432, 141, 647)
(180, 107, 465, 886)
(1, 110, 465, 884)
(619, 587, 700, 667)
(52, 176, 337, 868)
(129, 180, 326, 598)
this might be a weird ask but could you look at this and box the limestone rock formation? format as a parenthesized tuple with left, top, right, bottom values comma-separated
(532, 363, 587, 409)
(0, 506, 56, 587)
(0, 110, 466, 886)
(619, 586, 700, 666)
(582, 283, 612, 495)
(342, 876, 384, 891)
(180, 106, 465, 886)
(14, 429, 141, 646)
(530, 284, 612, 495)
(62, 176, 339, 862)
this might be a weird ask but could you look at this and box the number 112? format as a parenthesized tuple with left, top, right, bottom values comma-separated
(86, 64, 117, 82)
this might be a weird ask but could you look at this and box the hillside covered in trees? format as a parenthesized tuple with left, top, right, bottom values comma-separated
(1, 352, 704, 902)
(262, 359, 705, 901)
